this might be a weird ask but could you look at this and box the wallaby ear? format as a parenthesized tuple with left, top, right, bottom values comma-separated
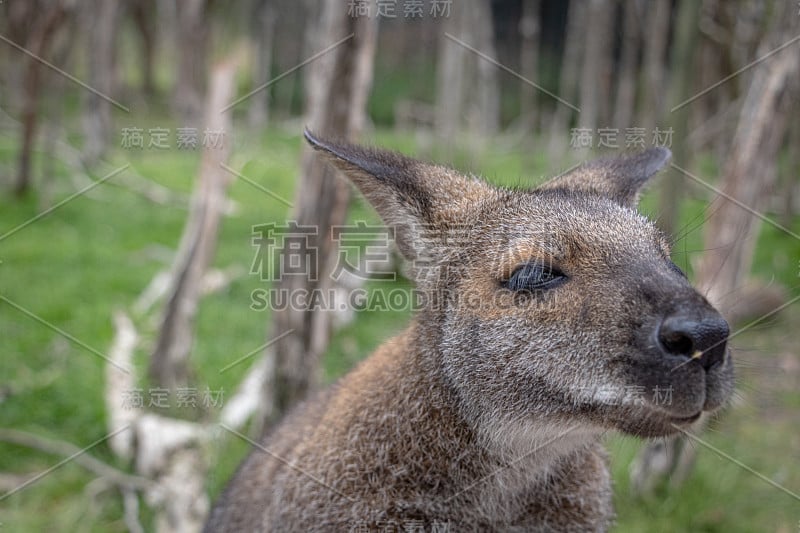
(537, 147, 672, 207)
(304, 129, 493, 259)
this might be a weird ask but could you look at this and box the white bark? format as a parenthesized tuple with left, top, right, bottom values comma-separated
(106, 311, 139, 460)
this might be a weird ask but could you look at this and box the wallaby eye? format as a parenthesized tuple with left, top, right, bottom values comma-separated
(505, 262, 566, 292)
(668, 261, 687, 278)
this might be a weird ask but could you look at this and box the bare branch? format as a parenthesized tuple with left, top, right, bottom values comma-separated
(0, 428, 152, 492)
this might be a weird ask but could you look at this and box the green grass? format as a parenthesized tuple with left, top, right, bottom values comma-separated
(1, 122, 798, 531)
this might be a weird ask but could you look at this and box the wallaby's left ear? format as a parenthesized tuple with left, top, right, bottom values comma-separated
(537, 147, 672, 207)
(303, 129, 494, 260)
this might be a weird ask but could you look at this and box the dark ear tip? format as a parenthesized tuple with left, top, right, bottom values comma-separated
(303, 128, 347, 159)
(647, 146, 672, 163)
(637, 146, 672, 177)
(303, 127, 320, 148)
(647, 145, 672, 165)
(302, 128, 352, 163)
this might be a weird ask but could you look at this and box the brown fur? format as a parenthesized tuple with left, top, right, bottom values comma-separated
(205, 132, 734, 532)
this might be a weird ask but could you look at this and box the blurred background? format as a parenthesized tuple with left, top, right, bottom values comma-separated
(0, 0, 798, 531)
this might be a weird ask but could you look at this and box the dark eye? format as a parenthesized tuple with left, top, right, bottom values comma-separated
(504, 262, 566, 293)
(668, 261, 687, 278)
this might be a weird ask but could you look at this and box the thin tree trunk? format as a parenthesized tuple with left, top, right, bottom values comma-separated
(130, 0, 157, 96)
(781, 114, 800, 226)
(519, 0, 541, 131)
(548, 0, 587, 159)
(639, 0, 671, 133)
(81, 0, 119, 166)
(695, 50, 796, 313)
(247, 0, 277, 129)
(696, 0, 738, 160)
(578, 0, 615, 133)
(269, 0, 308, 120)
(173, 0, 209, 127)
(40, 20, 76, 212)
(469, 0, 500, 138)
(262, 2, 378, 426)
(656, 0, 701, 238)
(612, 0, 641, 129)
(435, 3, 467, 150)
(3, 1, 36, 114)
(16, 2, 67, 196)
(149, 60, 238, 390)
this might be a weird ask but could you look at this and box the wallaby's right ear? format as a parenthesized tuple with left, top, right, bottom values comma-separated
(304, 129, 493, 259)
(537, 147, 672, 207)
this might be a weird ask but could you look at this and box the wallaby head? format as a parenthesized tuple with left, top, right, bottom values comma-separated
(305, 129, 734, 440)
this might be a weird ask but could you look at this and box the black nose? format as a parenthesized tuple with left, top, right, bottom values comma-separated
(657, 313, 729, 370)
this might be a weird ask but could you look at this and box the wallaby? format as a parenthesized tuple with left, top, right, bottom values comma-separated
(205, 131, 734, 532)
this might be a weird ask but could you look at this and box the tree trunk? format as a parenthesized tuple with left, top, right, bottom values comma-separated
(547, 0, 587, 160)
(612, 0, 641, 129)
(694, 48, 796, 313)
(434, 0, 500, 145)
(16, 1, 68, 196)
(149, 60, 238, 390)
(130, 0, 157, 96)
(247, 0, 277, 129)
(518, 0, 541, 131)
(262, 2, 378, 426)
(40, 19, 77, 212)
(435, 3, 468, 150)
(3, 0, 36, 114)
(173, 0, 209, 127)
(269, 0, 308, 120)
(696, 0, 739, 160)
(638, 0, 671, 133)
(781, 112, 800, 226)
(655, 0, 701, 238)
(468, 0, 500, 138)
(577, 0, 615, 133)
(81, 0, 119, 166)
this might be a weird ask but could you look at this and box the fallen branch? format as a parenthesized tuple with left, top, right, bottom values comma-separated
(0, 348, 66, 404)
(122, 486, 145, 533)
(219, 354, 271, 430)
(134, 414, 209, 533)
(0, 106, 191, 208)
(0, 428, 153, 493)
(0, 472, 38, 492)
(134, 266, 246, 317)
